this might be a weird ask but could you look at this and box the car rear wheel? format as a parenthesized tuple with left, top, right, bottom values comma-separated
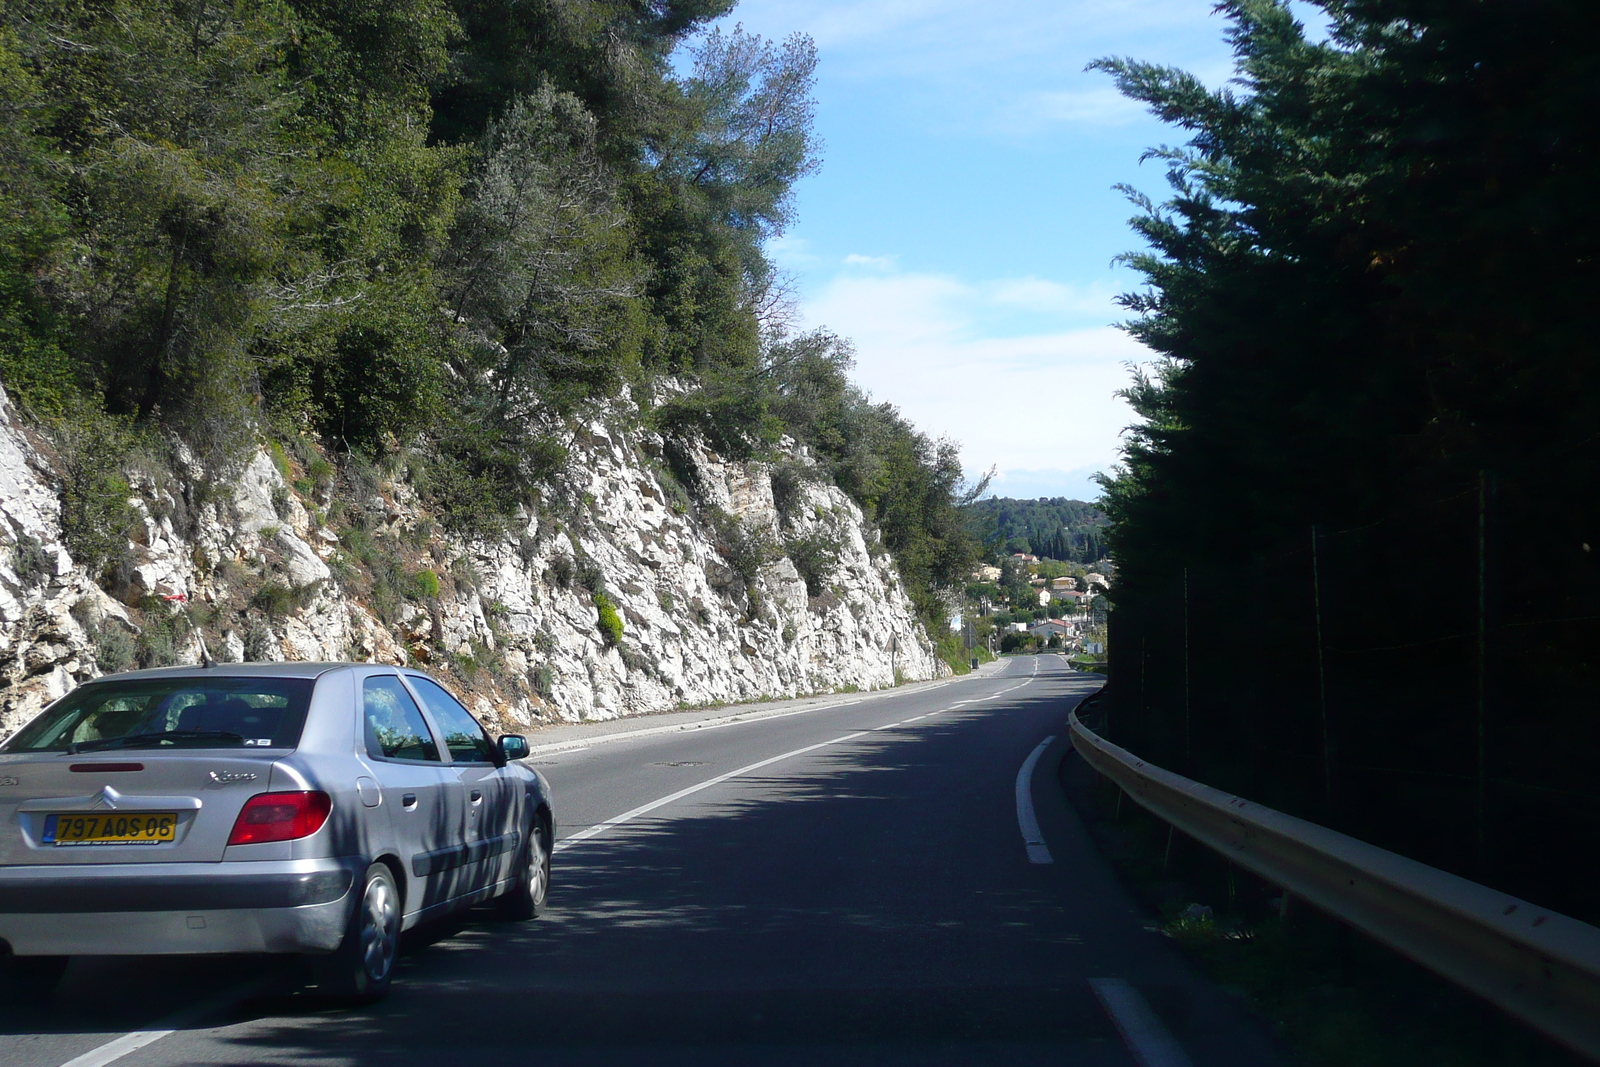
(495, 820, 549, 921)
(316, 862, 399, 1002)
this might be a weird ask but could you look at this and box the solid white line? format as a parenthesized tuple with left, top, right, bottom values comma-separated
(530, 658, 1009, 758)
(526, 698, 865, 757)
(1016, 736, 1055, 864)
(1089, 978, 1195, 1067)
(529, 655, 1009, 759)
(59, 1029, 175, 1067)
(58, 672, 1036, 1066)
(553, 731, 869, 852)
(56, 976, 276, 1067)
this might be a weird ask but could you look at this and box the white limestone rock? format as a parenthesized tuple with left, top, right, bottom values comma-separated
(0, 382, 946, 740)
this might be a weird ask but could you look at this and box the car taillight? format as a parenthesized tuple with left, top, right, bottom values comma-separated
(227, 791, 331, 846)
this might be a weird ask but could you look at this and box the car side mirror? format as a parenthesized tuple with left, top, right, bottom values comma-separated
(498, 735, 530, 762)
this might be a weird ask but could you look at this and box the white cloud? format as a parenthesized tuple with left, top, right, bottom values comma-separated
(985, 276, 1118, 317)
(997, 87, 1148, 132)
(767, 235, 822, 270)
(842, 253, 897, 270)
(702, 1, 1241, 153)
(801, 268, 1151, 494)
(800, 0, 964, 49)
(987, 467, 1108, 502)
(724, 0, 1225, 81)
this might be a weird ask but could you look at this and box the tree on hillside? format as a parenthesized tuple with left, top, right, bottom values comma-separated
(0, 0, 985, 627)
(969, 497, 1108, 561)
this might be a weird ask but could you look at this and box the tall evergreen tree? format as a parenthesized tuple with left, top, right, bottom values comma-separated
(1097, 0, 1600, 912)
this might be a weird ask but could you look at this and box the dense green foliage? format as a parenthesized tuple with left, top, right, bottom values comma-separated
(969, 497, 1107, 561)
(0, 0, 980, 625)
(1098, 0, 1600, 919)
(593, 591, 623, 647)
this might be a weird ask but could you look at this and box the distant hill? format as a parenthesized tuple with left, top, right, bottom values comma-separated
(969, 497, 1109, 562)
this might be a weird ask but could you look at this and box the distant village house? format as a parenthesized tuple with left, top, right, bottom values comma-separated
(1028, 620, 1075, 641)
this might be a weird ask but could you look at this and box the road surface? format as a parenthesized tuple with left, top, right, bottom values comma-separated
(0, 655, 1285, 1066)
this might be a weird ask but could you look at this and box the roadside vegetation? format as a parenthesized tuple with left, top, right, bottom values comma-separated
(0, 0, 982, 638)
(1095, 0, 1600, 923)
(1062, 730, 1586, 1067)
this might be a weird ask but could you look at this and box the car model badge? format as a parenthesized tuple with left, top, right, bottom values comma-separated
(208, 771, 257, 784)
(0, 776, 18, 787)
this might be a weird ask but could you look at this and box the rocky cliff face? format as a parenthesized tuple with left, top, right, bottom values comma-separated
(0, 386, 943, 739)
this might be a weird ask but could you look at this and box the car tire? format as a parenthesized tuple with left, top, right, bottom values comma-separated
(495, 819, 549, 921)
(316, 862, 400, 1002)
(0, 954, 68, 1000)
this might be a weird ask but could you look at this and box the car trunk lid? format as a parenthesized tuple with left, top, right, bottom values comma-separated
(0, 752, 282, 865)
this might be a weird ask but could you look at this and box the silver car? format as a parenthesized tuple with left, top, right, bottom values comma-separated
(0, 662, 553, 1000)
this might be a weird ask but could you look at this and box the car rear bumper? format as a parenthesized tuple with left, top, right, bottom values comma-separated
(0, 858, 361, 956)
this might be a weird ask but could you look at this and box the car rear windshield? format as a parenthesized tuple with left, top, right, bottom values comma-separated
(0, 677, 317, 753)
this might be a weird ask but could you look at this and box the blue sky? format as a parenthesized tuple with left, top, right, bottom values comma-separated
(690, 1, 1267, 501)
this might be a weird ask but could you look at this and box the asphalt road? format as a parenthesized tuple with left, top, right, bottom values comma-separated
(0, 655, 1286, 1067)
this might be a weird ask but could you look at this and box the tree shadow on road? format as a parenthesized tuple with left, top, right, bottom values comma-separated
(4, 676, 1134, 1066)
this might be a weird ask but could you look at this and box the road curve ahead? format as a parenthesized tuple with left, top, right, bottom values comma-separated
(0, 656, 1286, 1067)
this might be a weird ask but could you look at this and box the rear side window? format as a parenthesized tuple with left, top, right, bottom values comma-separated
(2, 677, 315, 753)
(363, 676, 440, 762)
(406, 675, 495, 763)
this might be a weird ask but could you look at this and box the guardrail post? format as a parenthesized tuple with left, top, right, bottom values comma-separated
(1068, 708, 1600, 1063)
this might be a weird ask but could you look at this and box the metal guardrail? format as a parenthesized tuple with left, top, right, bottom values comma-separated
(1067, 706, 1600, 1063)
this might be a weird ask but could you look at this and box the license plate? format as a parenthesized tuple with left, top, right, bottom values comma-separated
(43, 812, 177, 846)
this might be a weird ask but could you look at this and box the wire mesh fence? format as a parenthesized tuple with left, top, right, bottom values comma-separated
(1106, 472, 1600, 924)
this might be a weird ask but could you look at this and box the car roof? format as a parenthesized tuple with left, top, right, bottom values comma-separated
(83, 662, 359, 683)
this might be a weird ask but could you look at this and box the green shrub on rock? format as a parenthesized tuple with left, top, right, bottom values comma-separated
(593, 591, 623, 647)
(410, 569, 441, 599)
(53, 407, 138, 584)
(784, 532, 839, 597)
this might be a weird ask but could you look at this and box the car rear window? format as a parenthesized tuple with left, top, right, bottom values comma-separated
(0, 677, 317, 753)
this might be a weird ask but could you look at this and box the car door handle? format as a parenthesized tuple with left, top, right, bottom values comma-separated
(470, 789, 483, 803)
(401, 793, 417, 809)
